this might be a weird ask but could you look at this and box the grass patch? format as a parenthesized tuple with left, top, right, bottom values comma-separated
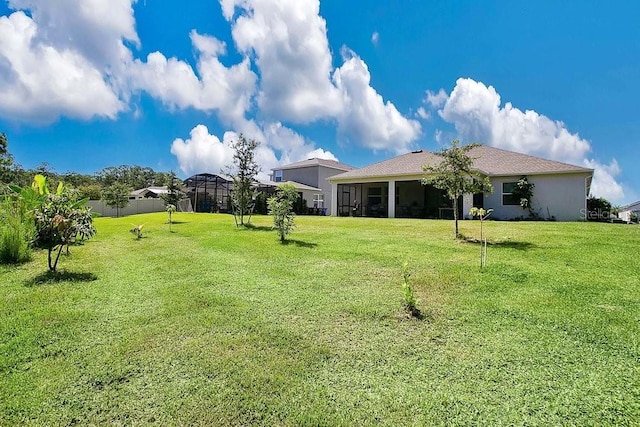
(1, 213, 639, 425)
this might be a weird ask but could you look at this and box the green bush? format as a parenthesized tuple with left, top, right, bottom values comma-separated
(0, 216, 31, 264)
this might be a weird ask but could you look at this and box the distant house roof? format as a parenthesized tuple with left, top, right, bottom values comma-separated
(130, 186, 169, 197)
(620, 201, 640, 212)
(330, 146, 592, 181)
(256, 179, 322, 192)
(273, 157, 354, 172)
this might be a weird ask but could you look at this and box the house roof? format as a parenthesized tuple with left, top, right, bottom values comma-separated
(468, 145, 592, 176)
(130, 186, 169, 196)
(273, 157, 354, 172)
(330, 146, 592, 181)
(620, 201, 640, 211)
(330, 150, 442, 180)
(256, 179, 322, 192)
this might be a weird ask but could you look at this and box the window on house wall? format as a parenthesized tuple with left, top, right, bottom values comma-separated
(313, 193, 324, 208)
(502, 182, 519, 205)
(274, 170, 283, 182)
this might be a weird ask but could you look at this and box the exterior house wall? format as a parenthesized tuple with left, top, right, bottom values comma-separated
(332, 173, 589, 221)
(317, 166, 339, 211)
(299, 189, 323, 211)
(280, 165, 343, 213)
(484, 174, 590, 221)
(282, 167, 319, 188)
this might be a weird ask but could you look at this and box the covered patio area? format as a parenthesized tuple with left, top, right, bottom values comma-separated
(335, 180, 464, 219)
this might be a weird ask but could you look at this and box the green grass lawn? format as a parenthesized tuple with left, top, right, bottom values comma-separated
(1, 213, 639, 425)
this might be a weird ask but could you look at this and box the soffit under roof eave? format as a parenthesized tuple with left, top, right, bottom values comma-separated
(486, 169, 593, 178)
(329, 168, 494, 183)
(330, 173, 425, 183)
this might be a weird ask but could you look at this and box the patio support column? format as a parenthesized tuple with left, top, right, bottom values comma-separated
(388, 180, 396, 218)
(330, 182, 338, 216)
(462, 193, 473, 219)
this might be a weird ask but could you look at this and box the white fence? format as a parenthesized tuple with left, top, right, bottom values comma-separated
(87, 199, 166, 217)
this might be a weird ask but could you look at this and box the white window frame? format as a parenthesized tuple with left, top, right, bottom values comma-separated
(502, 182, 519, 206)
(313, 193, 324, 208)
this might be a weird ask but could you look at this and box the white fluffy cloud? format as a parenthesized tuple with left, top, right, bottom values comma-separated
(584, 159, 624, 202)
(170, 125, 236, 176)
(0, 11, 124, 122)
(225, 0, 341, 122)
(263, 122, 338, 165)
(171, 122, 339, 179)
(434, 77, 624, 202)
(333, 48, 421, 153)
(7, 0, 137, 67)
(223, 0, 420, 151)
(426, 89, 447, 109)
(1, 0, 420, 161)
(416, 107, 431, 120)
(128, 31, 256, 125)
(440, 78, 591, 164)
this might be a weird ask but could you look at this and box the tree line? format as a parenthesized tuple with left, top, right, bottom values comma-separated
(1, 132, 177, 200)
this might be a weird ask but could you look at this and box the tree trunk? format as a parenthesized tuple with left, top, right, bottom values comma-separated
(453, 197, 459, 238)
(52, 244, 64, 272)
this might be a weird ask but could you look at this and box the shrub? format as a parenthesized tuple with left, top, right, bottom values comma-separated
(0, 189, 35, 265)
(0, 216, 31, 264)
(268, 184, 298, 242)
(31, 179, 96, 272)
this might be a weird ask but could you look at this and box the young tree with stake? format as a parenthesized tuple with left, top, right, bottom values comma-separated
(225, 134, 260, 226)
(422, 140, 493, 238)
(268, 184, 299, 242)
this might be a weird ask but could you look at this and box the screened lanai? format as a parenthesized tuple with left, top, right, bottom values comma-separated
(336, 181, 463, 219)
(183, 173, 233, 213)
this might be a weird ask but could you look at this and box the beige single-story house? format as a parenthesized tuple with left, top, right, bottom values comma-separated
(328, 145, 593, 221)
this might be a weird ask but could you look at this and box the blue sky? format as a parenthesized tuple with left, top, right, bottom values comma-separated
(0, 1, 638, 203)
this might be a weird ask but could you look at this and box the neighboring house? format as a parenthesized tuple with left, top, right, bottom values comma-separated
(329, 146, 593, 221)
(257, 179, 324, 212)
(271, 158, 354, 214)
(619, 201, 640, 223)
(129, 186, 169, 200)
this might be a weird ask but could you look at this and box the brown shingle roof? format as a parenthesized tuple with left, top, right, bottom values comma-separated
(468, 145, 592, 176)
(330, 146, 592, 181)
(274, 157, 354, 172)
(330, 150, 442, 180)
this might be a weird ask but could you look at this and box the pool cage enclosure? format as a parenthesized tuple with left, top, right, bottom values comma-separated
(183, 173, 233, 213)
(182, 173, 284, 214)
